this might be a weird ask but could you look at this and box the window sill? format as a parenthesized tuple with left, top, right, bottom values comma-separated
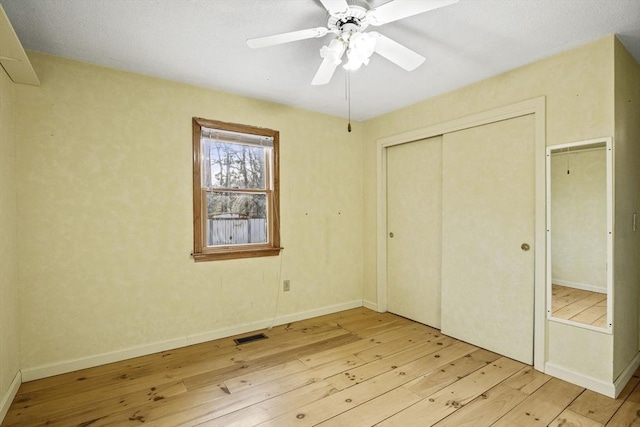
(192, 246, 282, 262)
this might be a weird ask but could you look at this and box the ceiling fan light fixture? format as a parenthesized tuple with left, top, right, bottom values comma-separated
(344, 48, 368, 70)
(344, 31, 377, 71)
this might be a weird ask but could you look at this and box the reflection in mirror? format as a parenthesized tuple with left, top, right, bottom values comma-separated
(546, 138, 612, 332)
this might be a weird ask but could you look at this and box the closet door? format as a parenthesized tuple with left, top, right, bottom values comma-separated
(441, 115, 535, 364)
(387, 136, 442, 328)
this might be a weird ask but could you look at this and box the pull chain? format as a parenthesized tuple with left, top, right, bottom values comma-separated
(347, 70, 352, 132)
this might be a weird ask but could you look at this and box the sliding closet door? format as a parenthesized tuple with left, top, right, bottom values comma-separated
(441, 115, 535, 364)
(387, 136, 442, 328)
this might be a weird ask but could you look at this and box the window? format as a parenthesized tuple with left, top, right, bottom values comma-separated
(192, 118, 280, 261)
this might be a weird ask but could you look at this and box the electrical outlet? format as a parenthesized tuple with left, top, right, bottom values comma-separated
(283, 280, 291, 292)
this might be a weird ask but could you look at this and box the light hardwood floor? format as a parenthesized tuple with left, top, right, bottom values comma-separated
(4, 308, 639, 426)
(552, 284, 608, 328)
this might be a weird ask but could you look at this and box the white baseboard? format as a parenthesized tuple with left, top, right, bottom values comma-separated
(546, 352, 640, 398)
(545, 362, 615, 397)
(362, 299, 379, 312)
(552, 279, 607, 294)
(614, 351, 640, 397)
(21, 300, 364, 382)
(0, 370, 21, 425)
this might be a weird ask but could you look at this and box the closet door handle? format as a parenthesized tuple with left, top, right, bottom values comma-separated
(521, 243, 530, 251)
(389, 232, 394, 238)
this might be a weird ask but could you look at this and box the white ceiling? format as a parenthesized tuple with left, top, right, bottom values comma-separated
(2, 0, 640, 121)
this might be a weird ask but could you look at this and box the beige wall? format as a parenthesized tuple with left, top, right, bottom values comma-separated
(14, 53, 364, 370)
(363, 37, 617, 382)
(0, 68, 20, 402)
(613, 37, 640, 379)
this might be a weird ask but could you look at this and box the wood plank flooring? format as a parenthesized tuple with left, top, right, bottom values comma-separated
(4, 307, 638, 427)
(552, 284, 608, 328)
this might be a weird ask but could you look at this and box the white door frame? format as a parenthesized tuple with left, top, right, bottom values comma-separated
(376, 97, 547, 370)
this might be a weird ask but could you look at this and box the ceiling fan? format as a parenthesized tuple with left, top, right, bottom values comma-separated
(246, 0, 459, 85)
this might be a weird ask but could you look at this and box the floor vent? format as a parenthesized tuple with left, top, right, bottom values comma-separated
(234, 333, 268, 345)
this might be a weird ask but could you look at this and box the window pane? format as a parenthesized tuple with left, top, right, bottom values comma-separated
(202, 139, 266, 189)
(206, 192, 268, 246)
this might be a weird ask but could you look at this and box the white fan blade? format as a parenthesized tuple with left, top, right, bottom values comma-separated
(312, 39, 345, 85)
(368, 0, 459, 26)
(319, 0, 350, 15)
(312, 57, 340, 85)
(247, 27, 328, 49)
(371, 32, 425, 71)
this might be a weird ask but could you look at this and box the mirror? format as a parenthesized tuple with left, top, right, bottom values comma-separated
(546, 137, 612, 332)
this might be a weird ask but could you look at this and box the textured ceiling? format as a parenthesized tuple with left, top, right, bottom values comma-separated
(2, 0, 639, 121)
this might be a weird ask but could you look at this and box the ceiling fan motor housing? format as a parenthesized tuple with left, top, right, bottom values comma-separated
(328, 5, 370, 36)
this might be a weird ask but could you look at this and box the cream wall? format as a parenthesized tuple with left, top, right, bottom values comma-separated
(14, 53, 364, 371)
(363, 37, 616, 383)
(0, 68, 20, 407)
(613, 38, 640, 380)
(550, 149, 607, 292)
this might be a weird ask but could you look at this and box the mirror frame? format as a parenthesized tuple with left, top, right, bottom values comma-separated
(545, 137, 613, 333)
